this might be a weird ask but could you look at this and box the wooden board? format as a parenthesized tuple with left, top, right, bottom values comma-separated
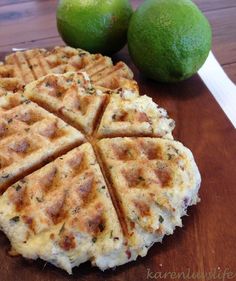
(193, 0, 236, 11)
(224, 63, 236, 82)
(0, 45, 236, 281)
(0, 0, 236, 280)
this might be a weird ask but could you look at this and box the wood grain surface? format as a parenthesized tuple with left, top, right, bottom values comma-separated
(0, 1, 236, 281)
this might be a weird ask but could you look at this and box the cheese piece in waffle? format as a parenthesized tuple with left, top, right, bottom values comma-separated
(0, 46, 134, 90)
(0, 92, 84, 192)
(24, 72, 107, 135)
(0, 143, 129, 274)
(97, 137, 201, 259)
(96, 90, 175, 139)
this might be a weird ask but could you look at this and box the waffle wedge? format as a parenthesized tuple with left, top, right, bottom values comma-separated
(96, 137, 201, 259)
(0, 46, 134, 91)
(0, 92, 84, 192)
(96, 90, 175, 139)
(0, 143, 130, 274)
(24, 72, 107, 135)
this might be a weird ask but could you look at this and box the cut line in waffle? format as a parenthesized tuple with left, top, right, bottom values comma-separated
(96, 137, 201, 258)
(24, 71, 174, 138)
(24, 72, 141, 136)
(0, 46, 134, 94)
(0, 92, 85, 192)
(0, 143, 129, 274)
(0, 47, 202, 274)
(24, 72, 108, 135)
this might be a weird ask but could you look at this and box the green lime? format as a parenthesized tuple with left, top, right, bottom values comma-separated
(56, 0, 133, 55)
(127, 0, 212, 82)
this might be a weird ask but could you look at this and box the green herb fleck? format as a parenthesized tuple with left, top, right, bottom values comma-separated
(10, 216, 20, 223)
(110, 230, 113, 239)
(87, 87, 95, 95)
(167, 153, 174, 160)
(59, 223, 65, 235)
(36, 197, 43, 203)
(92, 237, 97, 243)
(14, 184, 22, 191)
(101, 186, 105, 190)
(174, 148, 179, 154)
(159, 215, 164, 224)
(72, 206, 80, 214)
(127, 150, 133, 157)
(77, 79, 81, 84)
(98, 223, 105, 232)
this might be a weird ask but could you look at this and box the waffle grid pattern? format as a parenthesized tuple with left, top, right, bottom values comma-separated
(0, 68, 177, 268)
(0, 46, 134, 95)
(0, 92, 84, 191)
(0, 47, 200, 274)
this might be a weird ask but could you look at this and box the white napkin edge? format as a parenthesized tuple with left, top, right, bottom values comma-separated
(198, 51, 236, 128)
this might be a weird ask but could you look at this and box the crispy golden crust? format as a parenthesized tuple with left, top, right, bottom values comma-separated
(0, 143, 125, 273)
(0, 77, 24, 96)
(96, 91, 175, 139)
(96, 137, 201, 255)
(0, 47, 201, 274)
(24, 72, 107, 135)
(0, 46, 134, 91)
(5, 143, 120, 238)
(0, 92, 84, 192)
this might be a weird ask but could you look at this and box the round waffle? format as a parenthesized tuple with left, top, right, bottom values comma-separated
(0, 48, 201, 274)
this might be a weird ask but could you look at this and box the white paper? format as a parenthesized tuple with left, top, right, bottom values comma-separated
(12, 48, 27, 52)
(198, 51, 236, 128)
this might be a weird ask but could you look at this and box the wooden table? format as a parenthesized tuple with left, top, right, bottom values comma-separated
(0, 1, 236, 281)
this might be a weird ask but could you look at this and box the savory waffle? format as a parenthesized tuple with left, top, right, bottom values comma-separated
(96, 137, 201, 258)
(96, 90, 175, 139)
(0, 46, 134, 91)
(24, 72, 107, 135)
(0, 48, 201, 274)
(0, 92, 84, 192)
(0, 143, 128, 274)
